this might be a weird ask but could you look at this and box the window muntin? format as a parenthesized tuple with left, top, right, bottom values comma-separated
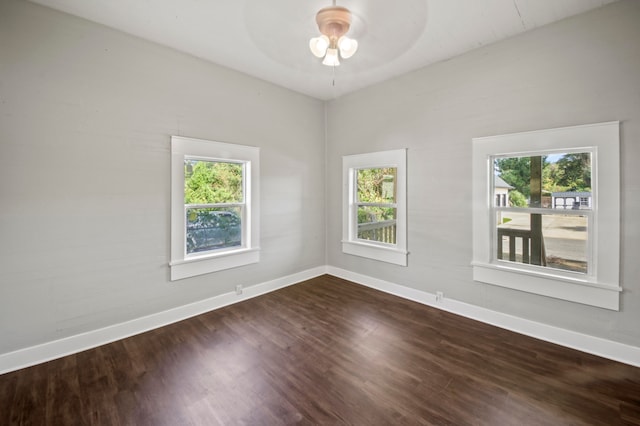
(355, 167, 397, 245)
(491, 152, 593, 276)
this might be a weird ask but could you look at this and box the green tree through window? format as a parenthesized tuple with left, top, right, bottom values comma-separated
(184, 161, 243, 204)
(495, 153, 591, 198)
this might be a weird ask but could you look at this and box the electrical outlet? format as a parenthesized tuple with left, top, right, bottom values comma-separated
(235, 284, 243, 295)
(436, 291, 443, 302)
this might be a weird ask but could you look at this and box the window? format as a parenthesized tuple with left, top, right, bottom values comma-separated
(170, 136, 259, 280)
(472, 122, 620, 310)
(493, 152, 592, 274)
(184, 160, 243, 255)
(342, 149, 407, 266)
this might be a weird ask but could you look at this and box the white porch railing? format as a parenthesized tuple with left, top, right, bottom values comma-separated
(358, 220, 396, 244)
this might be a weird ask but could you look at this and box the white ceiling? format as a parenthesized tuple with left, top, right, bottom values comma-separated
(30, 0, 617, 100)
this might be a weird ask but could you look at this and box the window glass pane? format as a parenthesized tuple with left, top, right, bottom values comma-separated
(493, 153, 592, 210)
(357, 206, 396, 244)
(184, 160, 243, 204)
(186, 207, 242, 254)
(357, 168, 396, 203)
(496, 212, 588, 274)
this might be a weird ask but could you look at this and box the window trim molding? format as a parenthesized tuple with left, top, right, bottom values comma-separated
(342, 149, 408, 266)
(170, 136, 260, 281)
(471, 122, 620, 310)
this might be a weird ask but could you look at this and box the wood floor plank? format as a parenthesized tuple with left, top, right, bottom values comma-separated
(1, 274, 640, 425)
(9, 364, 47, 425)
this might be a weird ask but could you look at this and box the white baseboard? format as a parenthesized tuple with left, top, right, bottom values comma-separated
(0, 266, 327, 375)
(3, 265, 638, 375)
(326, 266, 640, 368)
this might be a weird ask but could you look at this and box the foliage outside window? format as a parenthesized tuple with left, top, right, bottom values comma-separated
(171, 136, 259, 281)
(343, 149, 407, 266)
(472, 122, 620, 310)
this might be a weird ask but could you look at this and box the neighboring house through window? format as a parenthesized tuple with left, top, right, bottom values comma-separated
(170, 136, 260, 280)
(494, 175, 513, 207)
(472, 122, 620, 310)
(552, 191, 592, 210)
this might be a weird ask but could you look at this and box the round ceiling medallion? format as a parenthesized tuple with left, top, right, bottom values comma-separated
(244, 0, 428, 73)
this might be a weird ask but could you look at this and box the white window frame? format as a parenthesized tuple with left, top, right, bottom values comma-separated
(342, 149, 408, 266)
(472, 122, 620, 310)
(170, 136, 260, 280)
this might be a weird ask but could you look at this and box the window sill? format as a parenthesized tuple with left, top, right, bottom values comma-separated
(170, 247, 260, 281)
(472, 262, 620, 310)
(342, 240, 408, 266)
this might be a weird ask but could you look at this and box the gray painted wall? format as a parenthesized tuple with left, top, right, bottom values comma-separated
(0, 0, 326, 354)
(1, 0, 638, 358)
(326, 0, 640, 347)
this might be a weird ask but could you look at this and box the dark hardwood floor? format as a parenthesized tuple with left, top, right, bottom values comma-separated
(2, 275, 640, 425)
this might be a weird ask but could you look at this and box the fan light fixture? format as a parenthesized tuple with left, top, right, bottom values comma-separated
(309, 1, 358, 66)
